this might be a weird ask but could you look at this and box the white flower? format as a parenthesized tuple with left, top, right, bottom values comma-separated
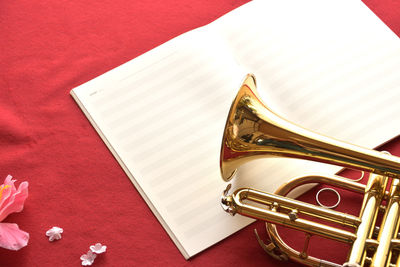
(45, 226, 63, 242)
(80, 250, 97, 266)
(80, 242, 106, 265)
(90, 243, 107, 254)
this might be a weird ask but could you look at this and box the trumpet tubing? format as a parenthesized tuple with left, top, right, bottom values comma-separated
(220, 74, 400, 266)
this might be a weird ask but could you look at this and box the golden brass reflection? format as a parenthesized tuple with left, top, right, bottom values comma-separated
(220, 74, 400, 267)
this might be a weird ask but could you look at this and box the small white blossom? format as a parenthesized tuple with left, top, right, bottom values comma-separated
(80, 250, 97, 266)
(45, 226, 63, 242)
(90, 243, 107, 254)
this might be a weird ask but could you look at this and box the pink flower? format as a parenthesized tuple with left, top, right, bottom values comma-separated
(0, 175, 29, 250)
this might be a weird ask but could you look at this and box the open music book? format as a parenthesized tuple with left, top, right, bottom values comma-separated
(71, 0, 400, 259)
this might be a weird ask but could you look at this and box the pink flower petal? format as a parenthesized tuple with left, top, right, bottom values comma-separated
(0, 179, 29, 221)
(0, 223, 29, 250)
(0, 175, 16, 206)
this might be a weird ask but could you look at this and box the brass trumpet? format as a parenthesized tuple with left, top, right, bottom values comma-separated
(220, 74, 400, 267)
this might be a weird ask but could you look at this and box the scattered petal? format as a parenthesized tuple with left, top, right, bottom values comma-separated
(90, 243, 107, 254)
(0, 223, 29, 250)
(81, 250, 97, 266)
(45, 226, 63, 242)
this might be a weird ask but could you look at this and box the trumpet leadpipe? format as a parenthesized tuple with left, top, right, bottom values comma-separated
(222, 187, 358, 243)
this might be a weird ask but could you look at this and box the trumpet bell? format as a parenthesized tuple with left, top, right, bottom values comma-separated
(220, 74, 400, 182)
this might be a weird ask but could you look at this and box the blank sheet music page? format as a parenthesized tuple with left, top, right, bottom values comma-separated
(72, 0, 400, 259)
(72, 23, 338, 257)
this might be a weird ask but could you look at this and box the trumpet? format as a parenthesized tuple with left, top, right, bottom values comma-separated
(220, 74, 400, 267)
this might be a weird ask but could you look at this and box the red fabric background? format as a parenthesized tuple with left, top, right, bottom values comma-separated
(0, 0, 399, 266)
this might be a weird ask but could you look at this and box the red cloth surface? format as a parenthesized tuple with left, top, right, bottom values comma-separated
(0, 0, 399, 266)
